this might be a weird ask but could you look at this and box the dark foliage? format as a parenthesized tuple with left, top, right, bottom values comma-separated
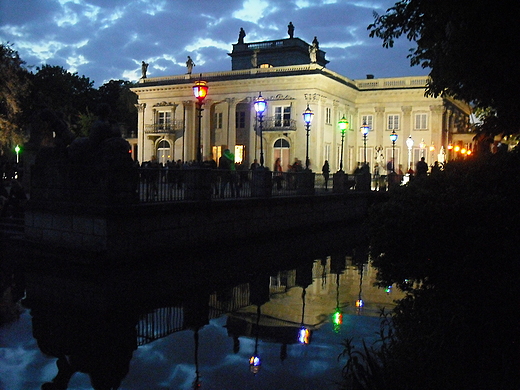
(340, 152, 520, 389)
(369, 0, 520, 135)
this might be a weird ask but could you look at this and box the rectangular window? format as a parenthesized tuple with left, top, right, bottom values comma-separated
(157, 111, 171, 130)
(324, 143, 331, 162)
(215, 112, 223, 129)
(274, 106, 291, 127)
(388, 114, 399, 130)
(236, 111, 246, 129)
(325, 107, 332, 125)
(415, 113, 428, 130)
(361, 115, 373, 129)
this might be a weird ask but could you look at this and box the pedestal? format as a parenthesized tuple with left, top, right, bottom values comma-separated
(185, 168, 213, 201)
(251, 168, 272, 198)
(297, 170, 315, 195)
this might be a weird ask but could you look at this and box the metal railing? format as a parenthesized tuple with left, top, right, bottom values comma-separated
(259, 117, 297, 132)
(136, 168, 342, 202)
(29, 163, 397, 205)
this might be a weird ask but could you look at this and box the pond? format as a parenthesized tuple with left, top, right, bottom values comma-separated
(0, 228, 403, 390)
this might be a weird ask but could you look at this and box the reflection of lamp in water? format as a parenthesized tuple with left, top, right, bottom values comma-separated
(298, 287, 310, 344)
(295, 260, 313, 345)
(332, 272, 343, 333)
(330, 253, 347, 332)
(355, 264, 364, 314)
(249, 305, 262, 374)
(248, 274, 270, 374)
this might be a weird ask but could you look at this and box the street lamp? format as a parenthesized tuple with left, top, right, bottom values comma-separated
(406, 135, 414, 170)
(389, 130, 398, 173)
(419, 138, 426, 158)
(14, 145, 20, 164)
(302, 104, 314, 170)
(360, 121, 370, 164)
(254, 92, 267, 167)
(338, 116, 349, 172)
(192, 77, 208, 164)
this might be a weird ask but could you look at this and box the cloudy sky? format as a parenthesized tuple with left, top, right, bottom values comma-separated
(0, 0, 428, 87)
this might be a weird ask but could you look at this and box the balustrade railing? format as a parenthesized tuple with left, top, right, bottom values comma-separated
(260, 117, 297, 132)
(144, 120, 185, 134)
(137, 168, 325, 202)
(29, 163, 389, 206)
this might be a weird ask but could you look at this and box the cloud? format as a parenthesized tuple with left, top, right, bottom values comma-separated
(0, 0, 427, 86)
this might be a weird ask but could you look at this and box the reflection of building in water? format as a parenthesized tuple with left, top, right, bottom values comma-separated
(21, 252, 402, 389)
(135, 256, 402, 349)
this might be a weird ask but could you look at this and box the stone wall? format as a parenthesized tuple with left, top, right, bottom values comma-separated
(24, 193, 378, 264)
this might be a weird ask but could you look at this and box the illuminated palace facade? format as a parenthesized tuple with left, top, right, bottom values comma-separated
(131, 36, 471, 172)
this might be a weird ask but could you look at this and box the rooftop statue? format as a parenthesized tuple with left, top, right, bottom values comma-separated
(288, 22, 294, 38)
(141, 61, 148, 78)
(186, 56, 195, 74)
(238, 27, 246, 44)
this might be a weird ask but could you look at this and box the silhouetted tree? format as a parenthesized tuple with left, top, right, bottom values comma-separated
(369, 0, 520, 136)
(341, 152, 520, 389)
(97, 79, 137, 137)
(28, 65, 97, 136)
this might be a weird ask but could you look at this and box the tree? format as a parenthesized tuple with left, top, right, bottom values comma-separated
(97, 80, 137, 137)
(29, 65, 97, 136)
(0, 42, 30, 155)
(369, 0, 520, 136)
(346, 154, 520, 389)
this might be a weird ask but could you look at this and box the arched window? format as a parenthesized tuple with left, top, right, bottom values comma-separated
(274, 139, 290, 148)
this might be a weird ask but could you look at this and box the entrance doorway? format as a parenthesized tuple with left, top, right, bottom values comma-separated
(157, 139, 171, 165)
(273, 138, 290, 170)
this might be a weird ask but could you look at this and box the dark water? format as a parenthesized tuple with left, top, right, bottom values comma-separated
(0, 229, 402, 390)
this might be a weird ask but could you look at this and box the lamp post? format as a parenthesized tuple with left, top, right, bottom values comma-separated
(360, 121, 370, 164)
(14, 145, 20, 164)
(390, 130, 398, 173)
(338, 116, 349, 172)
(254, 92, 267, 167)
(302, 104, 314, 170)
(419, 138, 426, 159)
(406, 135, 414, 170)
(192, 78, 208, 164)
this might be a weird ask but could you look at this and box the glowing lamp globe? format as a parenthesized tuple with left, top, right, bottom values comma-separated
(254, 93, 267, 114)
(338, 117, 349, 133)
(192, 80, 208, 103)
(302, 104, 314, 125)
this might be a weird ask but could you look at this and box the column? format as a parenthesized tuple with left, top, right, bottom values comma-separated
(226, 98, 237, 152)
(135, 103, 146, 163)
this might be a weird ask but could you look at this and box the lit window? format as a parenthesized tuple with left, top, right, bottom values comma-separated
(234, 145, 244, 164)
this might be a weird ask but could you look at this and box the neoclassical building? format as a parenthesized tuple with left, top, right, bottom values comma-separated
(131, 34, 471, 173)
